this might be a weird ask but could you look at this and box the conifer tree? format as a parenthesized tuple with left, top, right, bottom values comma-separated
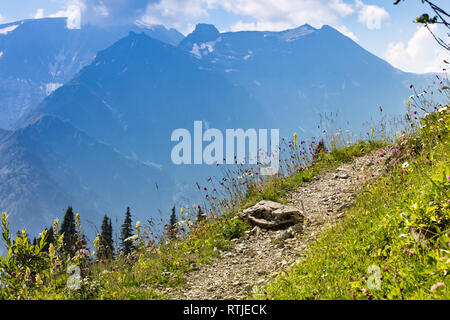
(60, 206, 77, 254)
(196, 207, 206, 224)
(120, 207, 134, 255)
(168, 205, 178, 240)
(99, 214, 114, 259)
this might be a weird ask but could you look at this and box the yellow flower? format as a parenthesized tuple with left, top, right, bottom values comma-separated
(136, 221, 141, 229)
(53, 218, 59, 234)
(49, 243, 56, 261)
(75, 213, 81, 229)
(93, 237, 100, 251)
(35, 274, 43, 286)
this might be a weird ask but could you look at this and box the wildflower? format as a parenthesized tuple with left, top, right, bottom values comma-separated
(55, 263, 60, 269)
(83, 267, 89, 272)
(430, 282, 445, 292)
(35, 274, 43, 286)
(403, 248, 408, 253)
(401, 162, 409, 169)
(53, 218, 59, 234)
(94, 237, 100, 251)
(180, 207, 184, 214)
(124, 235, 138, 242)
(438, 106, 447, 113)
(324, 211, 329, 216)
(136, 221, 140, 229)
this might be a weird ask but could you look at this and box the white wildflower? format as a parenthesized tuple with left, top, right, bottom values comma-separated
(124, 235, 138, 242)
(402, 162, 409, 169)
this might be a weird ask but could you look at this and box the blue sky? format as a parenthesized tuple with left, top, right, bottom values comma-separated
(0, 0, 448, 73)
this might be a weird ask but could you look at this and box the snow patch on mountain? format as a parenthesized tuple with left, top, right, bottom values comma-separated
(0, 24, 19, 35)
(45, 82, 63, 96)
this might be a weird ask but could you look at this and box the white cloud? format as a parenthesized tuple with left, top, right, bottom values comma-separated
(34, 1, 84, 29)
(385, 25, 450, 73)
(333, 25, 359, 42)
(136, 0, 355, 33)
(355, 0, 389, 30)
(138, 0, 211, 34)
(34, 8, 45, 19)
(222, 0, 354, 31)
(231, 20, 296, 32)
(0, 13, 5, 23)
(93, 3, 109, 17)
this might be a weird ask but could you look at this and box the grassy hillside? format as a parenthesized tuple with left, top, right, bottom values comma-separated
(0, 92, 448, 299)
(255, 104, 449, 299)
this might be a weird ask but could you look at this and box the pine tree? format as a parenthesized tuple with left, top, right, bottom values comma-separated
(120, 207, 134, 255)
(99, 215, 114, 259)
(60, 206, 77, 254)
(37, 226, 55, 252)
(169, 206, 178, 240)
(196, 207, 206, 224)
(45, 226, 55, 248)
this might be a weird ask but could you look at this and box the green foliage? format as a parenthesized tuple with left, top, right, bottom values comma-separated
(222, 219, 246, 240)
(393, 0, 450, 50)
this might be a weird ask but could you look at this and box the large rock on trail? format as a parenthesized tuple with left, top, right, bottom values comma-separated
(236, 200, 304, 230)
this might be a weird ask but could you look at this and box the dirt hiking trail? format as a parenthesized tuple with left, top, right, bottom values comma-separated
(169, 149, 391, 299)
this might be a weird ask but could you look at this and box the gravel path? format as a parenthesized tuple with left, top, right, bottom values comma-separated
(170, 149, 391, 300)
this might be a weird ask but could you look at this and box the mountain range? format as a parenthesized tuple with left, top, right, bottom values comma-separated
(0, 17, 183, 128)
(0, 19, 430, 240)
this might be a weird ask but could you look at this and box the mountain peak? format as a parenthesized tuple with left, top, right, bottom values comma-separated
(276, 24, 316, 42)
(178, 23, 220, 52)
(190, 23, 220, 41)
